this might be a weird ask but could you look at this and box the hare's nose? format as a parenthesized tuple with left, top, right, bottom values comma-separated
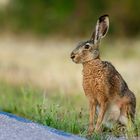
(70, 52, 75, 59)
(71, 55, 75, 59)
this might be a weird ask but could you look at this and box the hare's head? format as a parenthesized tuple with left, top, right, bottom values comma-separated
(70, 15, 109, 64)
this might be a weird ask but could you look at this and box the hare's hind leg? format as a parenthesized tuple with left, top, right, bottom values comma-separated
(119, 103, 133, 126)
(119, 98, 135, 125)
(119, 90, 136, 125)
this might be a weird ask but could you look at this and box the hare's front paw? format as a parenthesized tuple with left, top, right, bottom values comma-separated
(87, 126, 94, 136)
(94, 125, 102, 133)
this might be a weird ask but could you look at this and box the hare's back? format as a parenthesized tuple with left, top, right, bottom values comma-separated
(102, 61, 129, 96)
(102, 61, 135, 101)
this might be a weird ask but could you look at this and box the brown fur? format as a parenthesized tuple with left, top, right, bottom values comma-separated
(82, 59, 136, 134)
(70, 15, 136, 135)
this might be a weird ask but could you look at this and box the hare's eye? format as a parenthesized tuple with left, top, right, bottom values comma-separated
(84, 44, 90, 49)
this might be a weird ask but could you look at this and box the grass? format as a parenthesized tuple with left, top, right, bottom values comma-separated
(0, 81, 88, 135)
(0, 81, 139, 139)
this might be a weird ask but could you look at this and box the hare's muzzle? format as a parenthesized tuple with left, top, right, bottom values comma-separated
(70, 51, 81, 64)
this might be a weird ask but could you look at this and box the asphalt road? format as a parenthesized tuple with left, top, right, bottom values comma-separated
(0, 112, 86, 140)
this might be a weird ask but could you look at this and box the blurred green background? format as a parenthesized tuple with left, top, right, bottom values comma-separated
(0, 0, 140, 37)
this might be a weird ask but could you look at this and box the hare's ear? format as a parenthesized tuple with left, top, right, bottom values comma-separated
(91, 15, 109, 44)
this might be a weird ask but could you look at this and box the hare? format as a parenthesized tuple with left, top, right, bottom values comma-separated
(70, 15, 136, 135)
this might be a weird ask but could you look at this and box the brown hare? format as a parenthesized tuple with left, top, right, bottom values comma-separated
(70, 15, 136, 135)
